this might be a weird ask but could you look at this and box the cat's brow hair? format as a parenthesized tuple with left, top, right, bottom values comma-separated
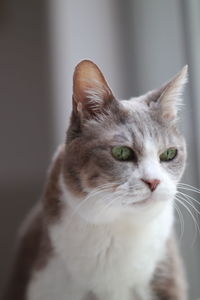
(111, 134, 130, 144)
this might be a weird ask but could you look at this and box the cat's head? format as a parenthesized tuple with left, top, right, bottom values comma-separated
(62, 60, 187, 224)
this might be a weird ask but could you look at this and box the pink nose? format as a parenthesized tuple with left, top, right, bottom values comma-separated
(142, 179, 160, 192)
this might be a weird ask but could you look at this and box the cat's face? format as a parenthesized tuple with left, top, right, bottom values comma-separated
(63, 60, 187, 224)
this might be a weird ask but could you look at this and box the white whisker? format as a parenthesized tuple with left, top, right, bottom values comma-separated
(177, 192, 200, 212)
(66, 183, 117, 226)
(175, 196, 200, 245)
(174, 202, 184, 241)
(178, 183, 200, 194)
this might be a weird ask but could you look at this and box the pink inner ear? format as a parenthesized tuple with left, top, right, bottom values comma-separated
(72, 60, 114, 116)
(146, 65, 188, 122)
(162, 108, 177, 121)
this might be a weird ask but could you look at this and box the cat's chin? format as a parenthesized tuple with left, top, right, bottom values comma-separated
(130, 194, 174, 210)
(131, 196, 153, 206)
(121, 198, 171, 225)
(123, 192, 175, 219)
(124, 194, 158, 208)
(131, 195, 165, 206)
(129, 186, 176, 207)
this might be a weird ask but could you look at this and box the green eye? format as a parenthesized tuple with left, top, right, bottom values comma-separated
(159, 148, 177, 162)
(112, 146, 135, 161)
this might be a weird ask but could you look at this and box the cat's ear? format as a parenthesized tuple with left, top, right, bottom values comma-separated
(147, 65, 188, 122)
(72, 60, 115, 119)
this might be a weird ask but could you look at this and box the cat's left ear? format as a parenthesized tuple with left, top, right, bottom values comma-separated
(72, 60, 115, 119)
(147, 65, 188, 122)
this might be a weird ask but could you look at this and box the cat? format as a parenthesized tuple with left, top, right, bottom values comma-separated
(4, 60, 188, 300)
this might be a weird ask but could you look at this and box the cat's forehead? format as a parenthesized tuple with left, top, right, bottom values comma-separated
(120, 98, 161, 137)
(121, 96, 148, 112)
(111, 98, 180, 149)
(85, 96, 181, 150)
(121, 99, 180, 146)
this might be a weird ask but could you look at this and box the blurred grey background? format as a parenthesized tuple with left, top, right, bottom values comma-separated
(0, 0, 200, 299)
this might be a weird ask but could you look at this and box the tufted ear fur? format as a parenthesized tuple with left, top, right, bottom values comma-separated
(72, 60, 115, 119)
(146, 66, 188, 122)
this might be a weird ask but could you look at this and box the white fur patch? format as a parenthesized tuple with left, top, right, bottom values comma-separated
(27, 174, 174, 300)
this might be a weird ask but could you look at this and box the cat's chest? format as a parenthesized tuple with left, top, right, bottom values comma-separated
(50, 206, 172, 292)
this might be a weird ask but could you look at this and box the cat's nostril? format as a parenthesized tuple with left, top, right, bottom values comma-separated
(141, 179, 161, 192)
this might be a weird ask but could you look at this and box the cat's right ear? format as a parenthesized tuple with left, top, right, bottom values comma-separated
(72, 60, 115, 120)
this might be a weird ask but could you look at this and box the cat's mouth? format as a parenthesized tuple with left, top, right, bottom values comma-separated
(132, 196, 153, 206)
